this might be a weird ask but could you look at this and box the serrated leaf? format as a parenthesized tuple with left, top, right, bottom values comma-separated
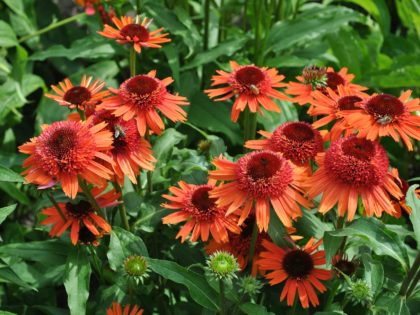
(0, 204, 17, 225)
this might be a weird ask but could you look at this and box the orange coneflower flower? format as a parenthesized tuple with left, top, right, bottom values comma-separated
(307, 136, 403, 220)
(205, 61, 288, 122)
(40, 187, 119, 245)
(309, 86, 369, 141)
(245, 121, 323, 167)
(162, 181, 241, 243)
(209, 150, 311, 232)
(286, 66, 367, 106)
(75, 0, 100, 15)
(106, 302, 144, 315)
(19, 119, 114, 198)
(98, 15, 170, 53)
(257, 238, 331, 308)
(45, 75, 109, 112)
(389, 168, 412, 218)
(100, 71, 188, 136)
(91, 110, 155, 184)
(340, 91, 420, 151)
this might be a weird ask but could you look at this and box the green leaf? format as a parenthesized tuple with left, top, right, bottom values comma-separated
(0, 183, 30, 205)
(0, 266, 36, 290)
(323, 230, 344, 267)
(0, 21, 18, 47)
(148, 258, 219, 311)
(361, 254, 384, 298)
(406, 184, 420, 248)
(268, 208, 292, 248)
(0, 204, 17, 225)
(153, 128, 186, 163)
(239, 303, 275, 315)
(0, 165, 23, 182)
(329, 217, 409, 270)
(294, 209, 332, 239)
(0, 310, 18, 315)
(64, 248, 91, 315)
(257, 100, 298, 132)
(387, 296, 411, 315)
(107, 227, 148, 271)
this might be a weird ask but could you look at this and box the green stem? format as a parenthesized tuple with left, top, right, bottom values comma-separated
(144, 131, 153, 194)
(136, 0, 141, 13)
(335, 216, 347, 254)
(219, 280, 226, 315)
(406, 269, 420, 298)
(18, 12, 87, 43)
(88, 245, 104, 283)
(243, 108, 258, 144)
(112, 181, 131, 231)
(243, 0, 248, 30)
(218, 0, 225, 42)
(77, 108, 86, 121)
(47, 192, 66, 221)
(203, 0, 210, 51)
(78, 177, 100, 212)
(129, 47, 136, 77)
(325, 280, 340, 310)
(247, 222, 259, 267)
(399, 251, 420, 296)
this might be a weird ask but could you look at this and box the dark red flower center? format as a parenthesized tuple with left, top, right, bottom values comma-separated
(366, 94, 405, 123)
(342, 137, 375, 161)
(47, 128, 77, 160)
(63, 86, 91, 105)
(282, 122, 315, 142)
(338, 96, 362, 111)
(125, 75, 159, 96)
(235, 66, 265, 86)
(282, 249, 314, 278)
(334, 258, 356, 276)
(326, 72, 345, 90)
(78, 225, 98, 244)
(191, 186, 216, 212)
(65, 200, 93, 219)
(247, 152, 281, 180)
(120, 24, 149, 42)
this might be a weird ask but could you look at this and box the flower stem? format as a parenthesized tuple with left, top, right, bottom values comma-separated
(129, 47, 136, 77)
(18, 12, 87, 43)
(78, 177, 100, 212)
(203, 0, 210, 51)
(243, 108, 257, 144)
(112, 181, 131, 231)
(399, 251, 420, 296)
(88, 245, 104, 283)
(218, 280, 226, 315)
(406, 269, 420, 298)
(144, 130, 153, 194)
(47, 192, 66, 221)
(247, 221, 259, 267)
(77, 108, 86, 121)
(325, 279, 340, 310)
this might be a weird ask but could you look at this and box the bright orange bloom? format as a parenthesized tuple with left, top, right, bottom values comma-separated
(309, 85, 369, 141)
(205, 61, 288, 122)
(389, 168, 412, 219)
(98, 15, 170, 53)
(162, 181, 241, 243)
(45, 75, 109, 112)
(307, 136, 403, 220)
(245, 121, 323, 166)
(340, 91, 420, 151)
(286, 66, 367, 106)
(19, 119, 114, 198)
(91, 110, 155, 184)
(40, 187, 119, 245)
(106, 302, 144, 315)
(100, 71, 188, 136)
(257, 238, 331, 308)
(209, 150, 311, 232)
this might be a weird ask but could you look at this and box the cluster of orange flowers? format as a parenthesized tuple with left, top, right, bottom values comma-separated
(18, 12, 420, 311)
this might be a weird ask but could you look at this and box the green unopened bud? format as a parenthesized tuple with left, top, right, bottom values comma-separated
(206, 251, 239, 282)
(239, 275, 263, 296)
(348, 279, 372, 306)
(198, 139, 211, 153)
(302, 65, 327, 90)
(124, 255, 149, 282)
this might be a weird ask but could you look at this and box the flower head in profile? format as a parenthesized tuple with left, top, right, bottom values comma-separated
(91, 110, 155, 184)
(162, 181, 241, 243)
(45, 75, 109, 112)
(100, 71, 188, 136)
(309, 85, 368, 141)
(245, 121, 323, 166)
(19, 119, 114, 198)
(307, 136, 403, 220)
(286, 66, 367, 105)
(106, 302, 144, 315)
(98, 15, 170, 53)
(332, 254, 358, 278)
(40, 187, 119, 245)
(389, 168, 412, 219)
(205, 61, 288, 122)
(340, 91, 420, 151)
(257, 238, 331, 308)
(209, 150, 311, 232)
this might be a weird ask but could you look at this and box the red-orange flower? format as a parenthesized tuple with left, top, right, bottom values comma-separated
(309, 85, 369, 141)
(40, 187, 119, 245)
(257, 238, 331, 308)
(19, 119, 114, 198)
(106, 302, 144, 315)
(340, 91, 420, 151)
(205, 61, 288, 122)
(98, 15, 170, 53)
(75, 0, 100, 15)
(100, 71, 188, 136)
(91, 110, 155, 184)
(209, 150, 311, 232)
(307, 136, 403, 220)
(45, 75, 109, 111)
(389, 168, 412, 219)
(286, 66, 367, 106)
(162, 181, 241, 243)
(245, 122, 323, 166)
